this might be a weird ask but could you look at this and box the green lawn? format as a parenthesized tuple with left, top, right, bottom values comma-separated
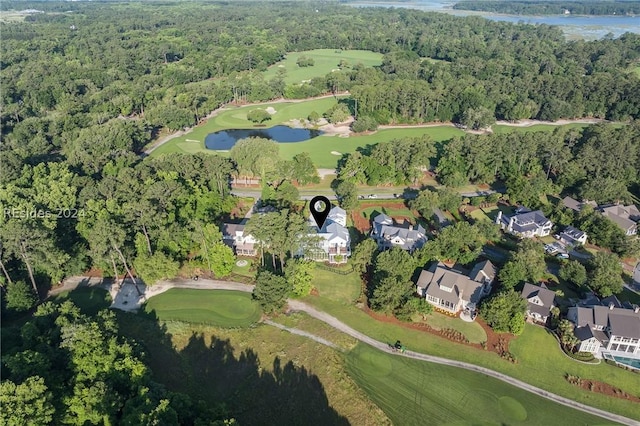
(52, 286, 112, 316)
(144, 289, 261, 327)
(311, 267, 362, 305)
(346, 344, 617, 426)
(231, 258, 256, 279)
(618, 287, 640, 305)
(361, 206, 415, 221)
(416, 312, 487, 344)
(302, 296, 640, 420)
(262, 49, 383, 84)
(151, 96, 464, 168)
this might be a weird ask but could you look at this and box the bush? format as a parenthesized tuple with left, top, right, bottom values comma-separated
(568, 351, 596, 362)
(296, 56, 314, 67)
(247, 109, 271, 123)
(351, 116, 378, 133)
(324, 103, 350, 124)
(308, 111, 320, 123)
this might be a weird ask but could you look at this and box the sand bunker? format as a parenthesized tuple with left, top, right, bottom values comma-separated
(331, 151, 342, 156)
(265, 107, 277, 115)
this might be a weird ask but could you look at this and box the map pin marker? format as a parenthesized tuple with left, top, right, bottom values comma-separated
(309, 195, 331, 229)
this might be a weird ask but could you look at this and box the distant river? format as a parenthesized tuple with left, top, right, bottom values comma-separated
(350, 1, 640, 39)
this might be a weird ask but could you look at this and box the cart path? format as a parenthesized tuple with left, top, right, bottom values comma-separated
(52, 277, 639, 426)
(263, 319, 340, 350)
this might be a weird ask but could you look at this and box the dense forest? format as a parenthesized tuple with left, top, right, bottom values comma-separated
(453, 1, 640, 16)
(1, 1, 640, 305)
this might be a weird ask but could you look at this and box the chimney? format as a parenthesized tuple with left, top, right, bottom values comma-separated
(495, 211, 502, 225)
(634, 305, 639, 314)
(409, 224, 413, 231)
(609, 302, 615, 310)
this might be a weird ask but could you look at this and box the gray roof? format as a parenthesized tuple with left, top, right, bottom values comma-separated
(562, 196, 582, 212)
(600, 204, 640, 232)
(320, 222, 349, 242)
(501, 209, 551, 234)
(608, 311, 640, 339)
(222, 222, 246, 238)
(561, 226, 586, 240)
(468, 260, 496, 283)
(570, 302, 640, 340)
(574, 325, 608, 344)
(433, 208, 450, 225)
(600, 295, 623, 309)
(521, 283, 556, 318)
(372, 213, 427, 251)
(416, 261, 487, 305)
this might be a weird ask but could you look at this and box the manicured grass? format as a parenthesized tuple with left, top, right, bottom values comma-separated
(150, 97, 342, 157)
(144, 289, 261, 327)
(361, 206, 415, 221)
(468, 207, 491, 222)
(151, 96, 464, 168)
(278, 126, 464, 169)
(302, 296, 640, 420)
(416, 311, 487, 344)
(346, 344, 617, 426)
(311, 267, 362, 305)
(52, 287, 112, 316)
(619, 287, 640, 305)
(262, 49, 383, 84)
(231, 258, 256, 279)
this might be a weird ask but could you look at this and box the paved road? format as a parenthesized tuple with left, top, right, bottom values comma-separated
(53, 277, 639, 425)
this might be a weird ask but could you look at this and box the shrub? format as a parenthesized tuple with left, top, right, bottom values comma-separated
(296, 56, 314, 67)
(247, 109, 271, 123)
(308, 111, 320, 123)
(351, 116, 378, 133)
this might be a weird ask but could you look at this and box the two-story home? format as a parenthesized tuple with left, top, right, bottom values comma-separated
(303, 206, 351, 264)
(370, 213, 427, 253)
(222, 220, 259, 256)
(558, 226, 588, 246)
(599, 204, 640, 236)
(568, 301, 640, 361)
(415, 260, 496, 316)
(496, 208, 553, 238)
(520, 283, 556, 323)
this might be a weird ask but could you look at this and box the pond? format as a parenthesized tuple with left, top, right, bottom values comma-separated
(205, 125, 323, 150)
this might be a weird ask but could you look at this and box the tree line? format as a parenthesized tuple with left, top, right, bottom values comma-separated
(3, 2, 640, 153)
(453, 1, 640, 16)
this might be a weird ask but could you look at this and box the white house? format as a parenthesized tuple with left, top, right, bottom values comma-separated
(415, 260, 496, 316)
(370, 213, 427, 252)
(568, 301, 640, 361)
(303, 206, 351, 264)
(222, 220, 259, 256)
(496, 208, 553, 238)
(558, 226, 587, 246)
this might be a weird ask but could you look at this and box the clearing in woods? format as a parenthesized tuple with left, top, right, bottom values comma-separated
(262, 49, 383, 84)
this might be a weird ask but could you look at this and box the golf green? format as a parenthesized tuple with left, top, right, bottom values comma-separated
(144, 289, 261, 327)
(346, 344, 617, 425)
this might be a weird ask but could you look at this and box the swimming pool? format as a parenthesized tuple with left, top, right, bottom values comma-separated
(612, 356, 640, 370)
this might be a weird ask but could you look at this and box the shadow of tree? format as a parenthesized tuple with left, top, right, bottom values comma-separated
(116, 309, 349, 425)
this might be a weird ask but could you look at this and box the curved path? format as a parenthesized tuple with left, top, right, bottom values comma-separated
(54, 277, 639, 425)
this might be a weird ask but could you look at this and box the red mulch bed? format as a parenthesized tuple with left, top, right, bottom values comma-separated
(360, 305, 516, 358)
(574, 380, 640, 403)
